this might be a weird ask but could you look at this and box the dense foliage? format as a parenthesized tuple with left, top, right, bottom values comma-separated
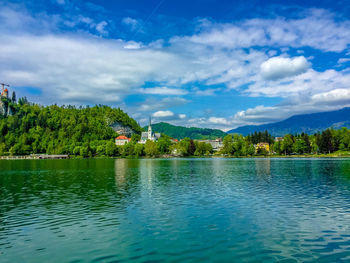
(222, 128, 350, 156)
(0, 99, 141, 156)
(94, 136, 213, 158)
(145, 122, 227, 140)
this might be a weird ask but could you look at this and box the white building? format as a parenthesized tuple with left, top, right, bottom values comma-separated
(195, 138, 223, 151)
(115, 135, 131, 146)
(139, 117, 161, 144)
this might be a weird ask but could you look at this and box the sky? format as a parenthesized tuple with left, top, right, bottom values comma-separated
(1, 0, 350, 130)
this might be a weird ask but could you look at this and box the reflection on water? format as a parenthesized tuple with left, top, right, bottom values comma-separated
(255, 158, 271, 181)
(1, 158, 350, 262)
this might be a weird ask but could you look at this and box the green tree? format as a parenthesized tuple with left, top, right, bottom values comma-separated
(293, 138, 307, 154)
(320, 129, 334, 154)
(144, 140, 159, 157)
(157, 137, 172, 154)
(105, 141, 117, 156)
(281, 134, 294, 155)
(134, 143, 144, 157)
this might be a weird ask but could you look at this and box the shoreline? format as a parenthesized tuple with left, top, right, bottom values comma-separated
(1, 154, 350, 160)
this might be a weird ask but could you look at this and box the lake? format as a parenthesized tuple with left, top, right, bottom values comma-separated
(1, 158, 350, 262)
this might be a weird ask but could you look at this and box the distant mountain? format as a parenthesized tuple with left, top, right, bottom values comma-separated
(145, 122, 226, 140)
(228, 107, 350, 136)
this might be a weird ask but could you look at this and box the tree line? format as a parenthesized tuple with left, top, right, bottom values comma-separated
(0, 99, 142, 156)
(221, 128, 350, 156)
(1, 98, 350, 157)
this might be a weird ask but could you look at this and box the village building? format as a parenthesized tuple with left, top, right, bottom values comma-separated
(255, 142, 270, 153)
(275, 137, 283, 142)
(115, 135, 131, 146)
(194, 138, 223, 151)
(139, 118, 161, 144)
(1, 83, 9, 98)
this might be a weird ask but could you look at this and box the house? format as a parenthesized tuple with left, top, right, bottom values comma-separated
(194, 138, 223, 151)
(255, 142, 270, 153)
(139, 117, 161, 144)
(115, 135, 131, 146)
(275, 137, 283, 142)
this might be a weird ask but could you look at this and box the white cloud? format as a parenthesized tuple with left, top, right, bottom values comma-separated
(179, 114, 186, 119)
(95, 21, 108, 35)
(193, 87, 221, 96)
(260, 56, 310, 80)
(2, 5, 350, 129)
(337, 58, 350, 64)
(138, 97, 189, 112)
(139, 87, 188, 95)
(123, 41, 142, 49)
(153, 110, 174, 118)
(122, 17, 140, 31)
(184, 9, 350, 52)
(208, 117, 230, 125)
(311, 89, 350, 104)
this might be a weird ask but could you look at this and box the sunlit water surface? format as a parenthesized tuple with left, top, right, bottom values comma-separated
(1, 158, 350, 262)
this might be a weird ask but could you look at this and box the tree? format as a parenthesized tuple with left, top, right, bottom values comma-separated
(134, 143, 144, 157)
(281, 134, 294, 155)
(157, 137, 172, 154)
(188, 139, 196, 156)
(293, 138, 307, 154)
(131, 133, 141, 142)
(106, 141, 117, 156)
(247, 144, 255, 156)
(273, 141, 281, 154)
(11, 91, 16, 103)
(222, 135, 234, 155)
(144, 140, 158, 157)
(320, 129, 334, 154)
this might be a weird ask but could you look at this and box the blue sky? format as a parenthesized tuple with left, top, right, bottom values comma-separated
(1, 0, 350, 130)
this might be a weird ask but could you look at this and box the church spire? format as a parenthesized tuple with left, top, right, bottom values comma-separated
(148, 116, 152, 140)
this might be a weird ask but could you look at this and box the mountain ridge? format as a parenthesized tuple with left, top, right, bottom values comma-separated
(228, 107, 350, 136)
(145, 122, 226, 140)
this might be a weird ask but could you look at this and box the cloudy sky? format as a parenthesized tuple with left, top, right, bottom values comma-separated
(1, 0, 350, 130)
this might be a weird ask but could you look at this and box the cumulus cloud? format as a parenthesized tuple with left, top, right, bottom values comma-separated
(2, 4, 350, 129)
(208, 117, 230, 125)
(153, 110, 174, 117)
(260, 56, 310, 80)
(151, 110, 187, 122)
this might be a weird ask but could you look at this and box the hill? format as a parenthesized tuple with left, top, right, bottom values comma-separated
(228, 107, 350, 136)
(146, 122, 226, 140)
(0, 99, 142, 156)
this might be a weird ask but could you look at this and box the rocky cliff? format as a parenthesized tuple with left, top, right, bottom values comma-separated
(0, 98, 11, 117)
(110, 122, 137, 137)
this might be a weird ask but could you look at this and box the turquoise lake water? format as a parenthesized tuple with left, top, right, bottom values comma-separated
(1, 158, 350, 262)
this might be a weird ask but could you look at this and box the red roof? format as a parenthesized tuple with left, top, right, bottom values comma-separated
(116, 135, 130, 140)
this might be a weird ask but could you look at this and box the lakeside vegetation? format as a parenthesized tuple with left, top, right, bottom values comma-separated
(1, 99, 350, 158)
(221, 129, 350, 157)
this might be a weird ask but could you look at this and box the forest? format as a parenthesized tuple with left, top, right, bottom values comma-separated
(146, 122, 227, 140)
(1, 97, 350, 158)
(0, 97, 142, 156)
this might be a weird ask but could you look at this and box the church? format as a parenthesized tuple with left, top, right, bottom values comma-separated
(139, 118, 161, 144)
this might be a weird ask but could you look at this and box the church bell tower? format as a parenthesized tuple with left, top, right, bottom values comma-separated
(147, 117, 152, 140)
